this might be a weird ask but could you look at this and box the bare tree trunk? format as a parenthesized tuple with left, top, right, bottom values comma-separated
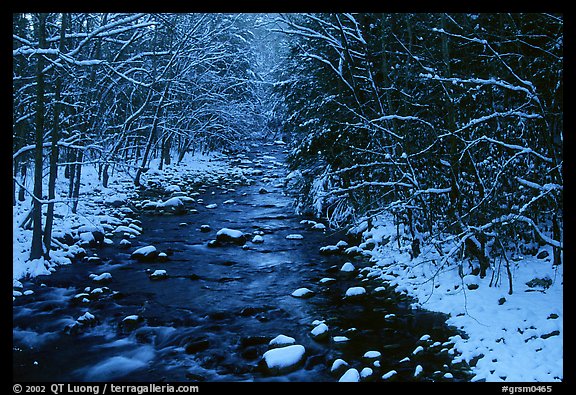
(134, 83, 171, 187)
(72, 149, 83, 214)
(30, 13, 47, 261)
(43, 12, 68, 258)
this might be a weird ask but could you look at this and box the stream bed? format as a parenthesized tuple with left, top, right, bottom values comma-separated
(13, 141, 472, 382)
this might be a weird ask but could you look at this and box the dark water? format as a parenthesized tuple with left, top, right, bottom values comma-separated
(13, 142, 471, 382)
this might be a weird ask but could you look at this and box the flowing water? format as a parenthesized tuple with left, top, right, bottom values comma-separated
(13, 142, 471, 382)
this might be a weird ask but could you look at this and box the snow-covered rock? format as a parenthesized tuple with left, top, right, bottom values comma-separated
(286, 234, 304, 240)
(205, 203, 218, 209)
(269, 334, 296, 348)
(261, 344, 306, 374)
(131, 245, 159, 261)
(310, 323, 329, 341)
(412, 345, 424, 355)
(363, 350, 381, 359)
(119, 239, 132, 249)
(414, 364, 423, 377)
(291, 287, 314, 298)
(149, 269, 168, 280)
(339, 368, 360, 382)
(92, 272, 112, 283)
(215, 228, 246, 245)
(319, 245, 340, 255)
(319, 277, 335, 284)
(77, 311, 96, 324)
(252, 235, 264, 244)
(340, 262, 356, 272)
(382, 370, 397, 380)
(159, 197, 186, 214)
(360, 367, 374, 380)
(200, 224, 211, 232)
(330, 358, 349, 375)
(344, 286, 366, 298)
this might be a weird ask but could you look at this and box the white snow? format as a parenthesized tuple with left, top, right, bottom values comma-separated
(312, 223, 326, 230)
(414, 365, 423, 377)
(92, 273, 112, 283)
(291, 287, 314, 298)
(216, 228, 243, 238)
(362, 213, 564, 382)
(269, 334, 296, 347)
(338, 368, 360, 382)
(333, 336, 349, 343)
(131, 245, 157, 256)
(319, 277, 335, 284)
(340, 262, 356, 272)
(330, 358, 349, 373)
(413, 345, 424, 355)
(360, 367, 373, 379)
(382, 370, 397, 380)
(286, 234, 304, 240)
(310, 323, 329, 338)
(160, 197, 184, 208)
(363, 350, 381, 359)
(150, 270, 167, 279)
(344, 286, 366, 298)
(262, 344, 305, 371)
(205, 203, 218, 209)
(77, 311, 95, 322)
(252, 235, 264, 243)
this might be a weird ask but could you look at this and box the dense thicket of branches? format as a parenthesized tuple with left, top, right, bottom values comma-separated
(13, 13, 274, 259)
(275, 13, 563, 275)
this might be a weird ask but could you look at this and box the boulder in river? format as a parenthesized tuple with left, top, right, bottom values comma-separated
(215, 228, 246, 245)
(131, 245, 159, 262)
(149, 269, 168, 280)
(159, 197, 187, 214)
(344, 286, 367, 299)
(261, 344, 306, 375)
(269, 334, 296, 348)
(310, 323, 329, 341)
(339, 368, 360, 382)
(291, 287, 314, 298)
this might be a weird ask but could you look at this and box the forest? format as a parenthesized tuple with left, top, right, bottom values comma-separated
(13, 13, 563, 383)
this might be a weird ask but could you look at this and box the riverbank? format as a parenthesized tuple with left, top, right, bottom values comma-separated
(354, 216, 563, 382)
(13, 149, 245, 287)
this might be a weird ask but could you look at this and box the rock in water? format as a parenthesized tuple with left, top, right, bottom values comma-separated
(261, 345, 306, 374)
(160, 197, 186, 214)
(339, 368, 360, 382)
(269, 335, 296, 348)
(131, 245, 159, 262)
(340, 262, 356, 272)
(149, 270, 168, 280)
(215, 228, 246, 245)
(291, 287, 315, 298)
(310, 323, 329, 341)
(344, 286, 366, 298)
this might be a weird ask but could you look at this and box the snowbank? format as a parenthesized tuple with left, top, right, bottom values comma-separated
(359, 213, 563, 382)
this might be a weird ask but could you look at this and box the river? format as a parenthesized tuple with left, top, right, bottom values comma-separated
(13, 140, 471, 382)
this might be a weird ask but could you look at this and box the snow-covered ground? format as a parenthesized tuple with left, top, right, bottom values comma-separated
(355, 215, 563, 382)
(12, 151, 241, 288)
